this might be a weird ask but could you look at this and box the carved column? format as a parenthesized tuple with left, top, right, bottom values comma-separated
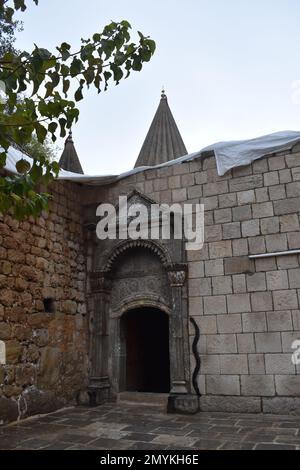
(167, 264, 200, 414)
(167, 265, 189, 395)
(89, 271, 112, 405)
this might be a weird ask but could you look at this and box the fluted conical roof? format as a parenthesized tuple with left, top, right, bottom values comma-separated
(134, 91, 187, 168)
(59, 131, 84, 174)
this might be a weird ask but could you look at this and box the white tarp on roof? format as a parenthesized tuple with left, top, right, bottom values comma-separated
(3, 130, 300, 185)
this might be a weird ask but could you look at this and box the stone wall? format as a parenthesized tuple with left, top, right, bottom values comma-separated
(0, 181, 89, 424)
(83, 143, 300, 414)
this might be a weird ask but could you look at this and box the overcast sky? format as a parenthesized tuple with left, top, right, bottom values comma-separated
(15, 0, 300, 175)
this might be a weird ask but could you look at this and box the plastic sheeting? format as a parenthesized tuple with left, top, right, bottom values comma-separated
(3, 130, 300, 185)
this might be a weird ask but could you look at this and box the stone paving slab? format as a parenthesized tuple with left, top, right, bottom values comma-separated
(0, 403, 299, 450)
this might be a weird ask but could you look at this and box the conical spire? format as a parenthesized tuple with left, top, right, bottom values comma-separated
(134, 90, 187, 168)
(59, 131, 84, 174)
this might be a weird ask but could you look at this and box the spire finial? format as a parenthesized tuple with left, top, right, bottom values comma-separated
(66, 129, 73, 145)
(161, 86, 167, 100)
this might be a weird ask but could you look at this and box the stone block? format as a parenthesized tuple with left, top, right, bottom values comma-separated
(263, 397, 300, 415)
(218, 193, 237, 208)
(273, 290, 298, 310)
(200, 396, 261, 413)
(266, 234, 288, 253)
(204, 296, 227, 315)
(205, 225, 222, 242)
(242, 313, 267, 333)
(205, 259, 224, 276)
(292, 310, 300, 330)
(227, 294, 251, 313)
(232, 205, 252, 222)
(255, 187, 269, 202)
(281, 331, 300, 352)
(220, 354, 248, 374)
(214, 208, 232, 224)
(246, 273, 266, 292)
(261, 217, 280, 235)
(237, 333, 255, 353)
(189, 261, 204, 279)
(241, 219, 260, 237)
(275, 376, 300, 396)
(182, 173, 195, 187)
(232, 239, 249, 256)
(288, 231, 300, 249)
(264, 171, 279, 186)
(265, 354, 296, 374)
(268, 155, 286, 171)
(212, 276, 232, 295)
(209, 241, 232, 259)
(237, 190, 255, 205)
(253, 158, 269, 173)
(251, 292, 273, 311)
(252, 202, 274, 219)
(255, 332, 282, 353)
(206, 375, 240, 395)
(203, 181, 228, 197)
(292, 167, 300, 181)
(274, 197, 300, 215)
(229, 175, 263, 192)
(206, 334, 237, 354)
(255, 257, 277, 272)
(232, 274, 246, 293)
(0, 322, 11, 340)
(223, 222, 241, 240)
(217, 314, 242, 334)
(286, 181, 300, 198)
(199, 355, 220, 374)
(201, 196, 218, 210)
(285, 153, 300, 167)
(224, 257, 254, 275)
(195, 171, 208, 185)
(172, 188, 187, 203)
(0, 396, 18, 424)
(168, 175, 181, 189)
(266, 270, 289, 290)
(189, 278, 211, 297)
(5, 340, 22, 364)
(277, 254, 299, 269)
(280, 214, 300, 233)
(241, 375, 275, 396)
(187, 185, 202, 199)
(279, 169, 292, 184)
(189, 297, 203, 316)
(248, 354, 266, 374)
(248, 236, 266, 254)
(266, 311, 293, 331)
(192, 316, 217, 334)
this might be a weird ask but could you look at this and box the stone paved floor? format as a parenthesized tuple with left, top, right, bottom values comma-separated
(0, 403, 300, 450)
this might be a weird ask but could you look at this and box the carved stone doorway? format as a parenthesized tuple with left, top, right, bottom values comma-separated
(120, 307, 170, 393)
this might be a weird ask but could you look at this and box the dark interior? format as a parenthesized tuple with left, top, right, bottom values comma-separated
(121, 307, 170, 393)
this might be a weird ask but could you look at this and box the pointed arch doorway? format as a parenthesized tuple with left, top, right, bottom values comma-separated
(120, 307, 170, 393)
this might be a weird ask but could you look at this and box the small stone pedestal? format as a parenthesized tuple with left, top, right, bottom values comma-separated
(167, 394, 200, 415)
(88, 377, 110, 406)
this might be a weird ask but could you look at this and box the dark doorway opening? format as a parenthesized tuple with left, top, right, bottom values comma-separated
(121, 307, 170, 393)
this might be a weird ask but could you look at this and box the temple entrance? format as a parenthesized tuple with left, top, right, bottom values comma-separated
(120, 307, 170, 393)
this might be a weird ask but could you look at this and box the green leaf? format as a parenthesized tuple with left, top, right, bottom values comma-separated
(70, 58, 83, 77)
(75, 87, 83, 102)
(35, 123, 47, 143)
(16, 159, 31, 174)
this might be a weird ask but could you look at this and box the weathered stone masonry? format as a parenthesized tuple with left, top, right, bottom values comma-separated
(1, 141, 300, 423)
(82, 143, 300, 415)
(0, 181, 88, 424)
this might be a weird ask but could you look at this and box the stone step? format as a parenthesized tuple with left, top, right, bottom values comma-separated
(117, 392, 169, 408)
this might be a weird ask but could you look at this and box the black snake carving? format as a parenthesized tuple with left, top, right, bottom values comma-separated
(189, 317, 201, 397)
